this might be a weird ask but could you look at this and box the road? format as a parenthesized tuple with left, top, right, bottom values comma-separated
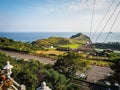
(0, 49, 55, 64)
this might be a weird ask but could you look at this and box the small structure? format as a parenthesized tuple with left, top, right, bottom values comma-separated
(0, 61, 26, 90)
(50, 46, 54, 49)
(37, 81, 52, 90)
(103, 49, 113, 53)
(3, 61, 13, 77)
(76, 72, 87, 80)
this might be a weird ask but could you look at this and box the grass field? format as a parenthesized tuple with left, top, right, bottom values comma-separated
(86, 60, 111, 67)
(60, 44, 80, 49)
(35, 50, 64, 55)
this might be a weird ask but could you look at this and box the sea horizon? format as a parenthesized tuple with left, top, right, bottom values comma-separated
(0, 32, 120, 43)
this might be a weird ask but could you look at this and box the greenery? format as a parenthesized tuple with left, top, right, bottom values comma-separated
(43, 69, 69, 90)
(60, 44, 80, 49)
(93, 42, 120, 50)
(1, 33, 120, 89)
(106, 57, 120, 84)
(0, 52, 88, 90)
(0, 37, 44, 54)
(87, 60, 110, 67)
(32, 37, 71, 47)
(32, 33, 90, 49)
(54, 52, 89, 80)
(0, 33, 91, 60)
(69, 33, 90, 44)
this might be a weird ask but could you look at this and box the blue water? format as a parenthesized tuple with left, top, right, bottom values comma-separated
(0, 32, 120, 43)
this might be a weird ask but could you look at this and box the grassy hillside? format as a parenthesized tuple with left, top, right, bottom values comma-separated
(32, 33, 90, 49)
(32, 37, 71, 46)
(0, 33, 90, 57)
(0, 37, 44, 54)
(70, 33, 90, 44)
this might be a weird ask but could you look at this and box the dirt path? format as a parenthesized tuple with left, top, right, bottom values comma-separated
(0, 49, 55, 64)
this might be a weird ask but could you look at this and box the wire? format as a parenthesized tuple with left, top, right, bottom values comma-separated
(94, 2, 120, 43)
(89, 0, 96, 39)
(91, 0, 115, 39)
(103, 8, 120, 43)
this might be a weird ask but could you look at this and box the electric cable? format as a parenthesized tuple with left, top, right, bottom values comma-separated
(91, 0, 115, 39)
(89, 0, 96, 39)
(94, 2, 120, 43)
(103, 7, 120, 43)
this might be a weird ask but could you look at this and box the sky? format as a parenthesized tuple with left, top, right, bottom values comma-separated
(0, 0, 120, 32)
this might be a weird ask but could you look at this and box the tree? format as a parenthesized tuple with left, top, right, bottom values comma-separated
(43, 69, 69, 90)
(13, 60, 44, 90)
(0, 52, 85, 90)
(54, 52, 88, 80)
(107, 57, 120, 84)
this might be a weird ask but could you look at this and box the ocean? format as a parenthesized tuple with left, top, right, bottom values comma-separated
(0, 32, 120, 43)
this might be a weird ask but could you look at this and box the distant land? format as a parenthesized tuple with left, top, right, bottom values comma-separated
(0, 32, 90, 51)
(32, 33, 90, 47)
(0, 32, 120, 43)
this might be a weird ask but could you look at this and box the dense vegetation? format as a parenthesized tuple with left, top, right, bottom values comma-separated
(54, 52, 89, 78)
(0, 33, 90, 58)
(93, 42, 120, 50)
(106, 57, 120, 85)
(0, 37, 44, 54)
(1, 33, 120, 89)
(0, 52, 89, 90)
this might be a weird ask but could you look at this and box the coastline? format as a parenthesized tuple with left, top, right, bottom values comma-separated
(0, 32, 120, 43)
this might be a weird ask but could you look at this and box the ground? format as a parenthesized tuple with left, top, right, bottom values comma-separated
(86, 65, 112, 82)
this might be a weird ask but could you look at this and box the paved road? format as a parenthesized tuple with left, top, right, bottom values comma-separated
(0, 49, 55, 64)
(87, 65, 112, 82)
(0, 49, 112, 82)
(76, 65, 112, 82)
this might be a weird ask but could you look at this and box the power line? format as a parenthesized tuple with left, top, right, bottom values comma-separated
(103, 8, 120, 43)
(94, 1, 120, 43)
(91, 0, 115, 39)
(89, 0, 96, 39)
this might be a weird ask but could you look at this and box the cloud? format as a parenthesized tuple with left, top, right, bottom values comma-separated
(0, 12, 120, 32)
(67, 0, 113, 13)
(0, 0, 119, 32)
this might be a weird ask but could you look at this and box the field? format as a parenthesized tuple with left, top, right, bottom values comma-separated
(35, 50, 64, 55)
(60, 44, 80, 49)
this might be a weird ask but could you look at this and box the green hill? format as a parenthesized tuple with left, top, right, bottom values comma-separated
(32, 37, 71, 46)
(0, 32, 90, 52)
(32, 33, 90, 48)
(0, 37, 43, 53)
(70, 33, 90, 44)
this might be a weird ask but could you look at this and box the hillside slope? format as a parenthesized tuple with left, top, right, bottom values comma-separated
(70, 33, 90, 44)
(32, 37, 71, 46)
(32, 33, 90, 47)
